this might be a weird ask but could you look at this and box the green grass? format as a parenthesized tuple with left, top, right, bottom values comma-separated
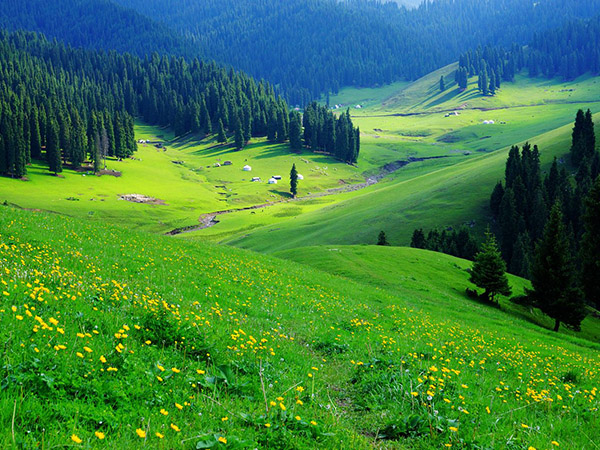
(273, 245, 600, 343)
(225, 72, 600, 252)
(0, 123, 363, 234)
(1, 206, 599, 449)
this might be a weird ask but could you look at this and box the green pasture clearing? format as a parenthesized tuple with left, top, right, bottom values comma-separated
(0, 123, 363, 233)
(1, 207, 599, 449)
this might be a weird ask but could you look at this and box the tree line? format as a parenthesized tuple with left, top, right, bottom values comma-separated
(410, 227, 479, 261)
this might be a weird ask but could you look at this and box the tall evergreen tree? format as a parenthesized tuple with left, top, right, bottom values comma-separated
(290, 163, 298, 198)
(581, 177, 600, 309)
(439, 75, 445, 92)
(46, 119, 62, 174)
(469, 230, 511, 304)
(217, 119, 227, 143)
(289, 111, 302, 153)
(410, 228, 426, 249)
(529, 203, 586, 332)
(377, 231, 390, 246)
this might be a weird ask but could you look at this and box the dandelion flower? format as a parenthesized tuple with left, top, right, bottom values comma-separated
(95, 431, 105, 440)
(449, 427, 458, 432)
(170, 423, 180, 432)
(156, 432, 164, 439)
(310, 420, 317, 426)
(160, 409, 168, 416)
(136, 428, 146, 438)
(71, 434, 82, 443)
(175, 403, 183, 411)
(218, 436, 227, 444)
(279, 402, 286, 411)
(264, 423, 271, 428)
(551, 442, 560, 447)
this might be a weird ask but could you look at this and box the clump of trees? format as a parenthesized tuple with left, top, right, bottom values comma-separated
(489, 110, 600, 331)
(302, 103, 360, 164)
(410, 227, 478, 261)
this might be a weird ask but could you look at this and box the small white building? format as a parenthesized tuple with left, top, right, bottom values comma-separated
(243, 165, 252, 171)
(297, 174, 304, 180)
(251, 177, 261, 182)
(223, 160, 232, 166)
(268, 178, 278, 184)
(272, 175, 282, 180)
(213, 162, 221, 167)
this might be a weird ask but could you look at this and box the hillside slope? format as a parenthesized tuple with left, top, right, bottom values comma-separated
(223, 73, 600, 251)
(2, 207, 600, 448)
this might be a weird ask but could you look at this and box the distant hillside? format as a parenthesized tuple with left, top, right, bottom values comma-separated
(0, 0, 197, 57)
(113, 0, 600, 104)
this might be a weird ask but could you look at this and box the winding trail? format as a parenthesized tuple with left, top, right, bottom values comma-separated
(165, 155, 452, 236)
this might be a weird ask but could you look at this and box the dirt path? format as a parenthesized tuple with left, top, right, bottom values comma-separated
(165, 155, 451, 236)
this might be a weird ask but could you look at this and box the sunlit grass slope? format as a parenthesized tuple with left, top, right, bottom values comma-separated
(0, 123, 363, 234)
(274, 245, 600, 343)
(1, 206, 599, 449)
(226, 106, 599, 252)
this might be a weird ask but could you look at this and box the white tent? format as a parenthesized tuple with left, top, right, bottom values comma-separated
(243, 165, 252, 171)
(268, 178, 277, 184)
(297, 174, 304, 180)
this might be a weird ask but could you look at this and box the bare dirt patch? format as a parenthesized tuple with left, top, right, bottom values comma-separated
(119, 194, 166, 205)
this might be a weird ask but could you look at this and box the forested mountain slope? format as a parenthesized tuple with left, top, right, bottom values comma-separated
(0, 0, 198, 58)
(114, 0, 600, 103)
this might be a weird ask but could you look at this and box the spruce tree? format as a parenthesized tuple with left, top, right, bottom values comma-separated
(529, 203, 586, 332)
(581, 177, 600, 309)
(469, 230, 511, 304)
(234, 121, 244, 151)
(289, 111, 302, 153)
(410, 229, 426, 249)
(217, 119, 227, 143)
(439, 75, 445, 92)
(290, 163, 298, 198)
(377, 231, 390, 246)
(46, 119, 62, 174)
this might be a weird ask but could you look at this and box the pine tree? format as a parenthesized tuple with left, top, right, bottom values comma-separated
(46, 119, 62, 174)
(581, 177, 600, 309)
(410, 229, 426, 249)
(217, 119, 227, 143)
(290, 163, 298, 198)
(289, 111, 302, 153)
(234, 121, 244, 151)
(469, 230, 511, 304)
(439, 75, 445, 92)
(529, 203, 586, 332)
(377, 231, 390, 246)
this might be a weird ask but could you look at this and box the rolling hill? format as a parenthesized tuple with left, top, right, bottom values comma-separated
(1, 205, 599, 448)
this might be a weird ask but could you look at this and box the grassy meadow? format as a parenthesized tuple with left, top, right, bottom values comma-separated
(223, 73, 600, 250)
(1, 206, 599, 449)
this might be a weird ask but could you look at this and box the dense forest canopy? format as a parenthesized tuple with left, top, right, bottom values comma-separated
(458, 15, 600, 93)
(0, 30, 289, 178)
(113, 0, 600, 104)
